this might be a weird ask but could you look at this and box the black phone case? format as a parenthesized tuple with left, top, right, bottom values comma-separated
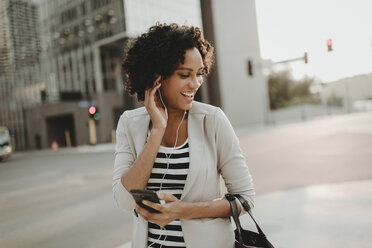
(130, 189, 160, 213)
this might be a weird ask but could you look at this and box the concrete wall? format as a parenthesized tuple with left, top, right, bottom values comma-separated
(25, 106, 48, 150)
(209, 0, 268, 126)
(270, 104, 347, 125)
(25, 92, 125, 149)
(25, 102, 89, 149)
(96, 91, 124, 143)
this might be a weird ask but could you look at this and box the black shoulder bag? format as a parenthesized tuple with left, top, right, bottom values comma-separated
(225, 194, 275, 248)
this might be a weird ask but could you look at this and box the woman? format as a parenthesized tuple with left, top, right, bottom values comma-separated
(113, 23, 255, 248)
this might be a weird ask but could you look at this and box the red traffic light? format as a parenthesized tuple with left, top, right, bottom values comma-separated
(327, 39, 333, 52)
(88, 106, 97, 115)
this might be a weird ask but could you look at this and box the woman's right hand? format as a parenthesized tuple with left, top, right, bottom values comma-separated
(144, 75, 167, 131)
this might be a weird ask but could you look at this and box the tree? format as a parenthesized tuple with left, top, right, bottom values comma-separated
(268, 70, 320, 110)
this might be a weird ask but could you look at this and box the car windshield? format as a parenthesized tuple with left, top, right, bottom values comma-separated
(0, 130, 10, 144)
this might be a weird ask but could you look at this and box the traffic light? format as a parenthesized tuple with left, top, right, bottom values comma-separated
(88, 105, 100, 121)
(247, 60, 253, 76)
(304, 52, 308, 64)
(327, 39, 333, 52)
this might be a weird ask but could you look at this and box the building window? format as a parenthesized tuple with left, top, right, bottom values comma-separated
(91, 0, 111, 10)
(60, 7, 77, 24)
(81, 2, 87, 15)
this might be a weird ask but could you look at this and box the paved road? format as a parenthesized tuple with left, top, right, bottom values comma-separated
(237, 112, 372, 194)
(0, 111, 371, 247)
(0, 147, 130, 248)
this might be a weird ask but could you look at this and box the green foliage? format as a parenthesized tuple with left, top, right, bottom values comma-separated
(268, 70, 320, 110)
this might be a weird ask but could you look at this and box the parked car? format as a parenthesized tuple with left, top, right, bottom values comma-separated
(0, 126, 12, 161)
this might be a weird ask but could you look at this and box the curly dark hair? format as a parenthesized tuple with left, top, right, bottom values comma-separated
(122, 23, 214, 101)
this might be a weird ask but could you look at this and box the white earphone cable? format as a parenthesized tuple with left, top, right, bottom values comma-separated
(148, 89, 186, 248)
(159, 110, 186, 190)
(157, 88, 168, 120)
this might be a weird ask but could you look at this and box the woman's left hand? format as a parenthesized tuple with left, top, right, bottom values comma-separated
(135, 193, 185, 227)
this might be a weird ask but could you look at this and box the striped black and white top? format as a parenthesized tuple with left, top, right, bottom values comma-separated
(146, 138, 190, 248)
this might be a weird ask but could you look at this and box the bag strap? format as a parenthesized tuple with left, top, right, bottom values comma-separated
(234, 194, 266, 236)
(225, 194, 266, 237)
(225, 194, 244, 248)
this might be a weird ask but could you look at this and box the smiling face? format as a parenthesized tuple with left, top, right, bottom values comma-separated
(159, 47, 204, 113)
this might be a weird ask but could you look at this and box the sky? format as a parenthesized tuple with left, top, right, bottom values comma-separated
(255, 0, 372, 83)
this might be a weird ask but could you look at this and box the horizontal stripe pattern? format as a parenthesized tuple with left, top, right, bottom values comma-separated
(156, 152, 190, 159)
(147, 139, 189, 248)
(148, 221, 186, 247)
(151, 168, 189, 175)
(153, 162, 189, 169)
(148, 222, 183, 232)
(154, 157, 190, 164)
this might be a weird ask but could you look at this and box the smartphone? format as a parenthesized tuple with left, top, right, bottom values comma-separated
(130, 189, 161, 213)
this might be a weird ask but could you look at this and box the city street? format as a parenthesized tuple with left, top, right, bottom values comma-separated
(0, 112, 372, 248)
(0, 145, 131, 248)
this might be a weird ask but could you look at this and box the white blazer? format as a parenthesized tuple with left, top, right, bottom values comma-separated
(113, 101, 255, 248)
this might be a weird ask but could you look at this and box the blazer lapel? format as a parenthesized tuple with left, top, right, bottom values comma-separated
(181, 111, 205, 200)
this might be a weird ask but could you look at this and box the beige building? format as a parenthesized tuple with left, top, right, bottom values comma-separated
(202, 0, 268, 126)
(321, 73, 372, 102)
(321, 73, 372, 112)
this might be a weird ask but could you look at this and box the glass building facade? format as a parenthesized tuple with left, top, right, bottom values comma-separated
(0, 0, 41, 150)
(0, 0, 205, 150)
(124, 0, 202, 36)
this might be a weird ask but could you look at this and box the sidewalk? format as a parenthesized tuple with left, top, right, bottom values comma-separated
(249, 180, 372, 248)
(116, 180, 372, 248)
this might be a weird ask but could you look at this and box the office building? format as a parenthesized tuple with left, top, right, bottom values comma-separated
(0, 0, 41, 149)
(1, 0, 267, 150)
(0, 0, 204, 150)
